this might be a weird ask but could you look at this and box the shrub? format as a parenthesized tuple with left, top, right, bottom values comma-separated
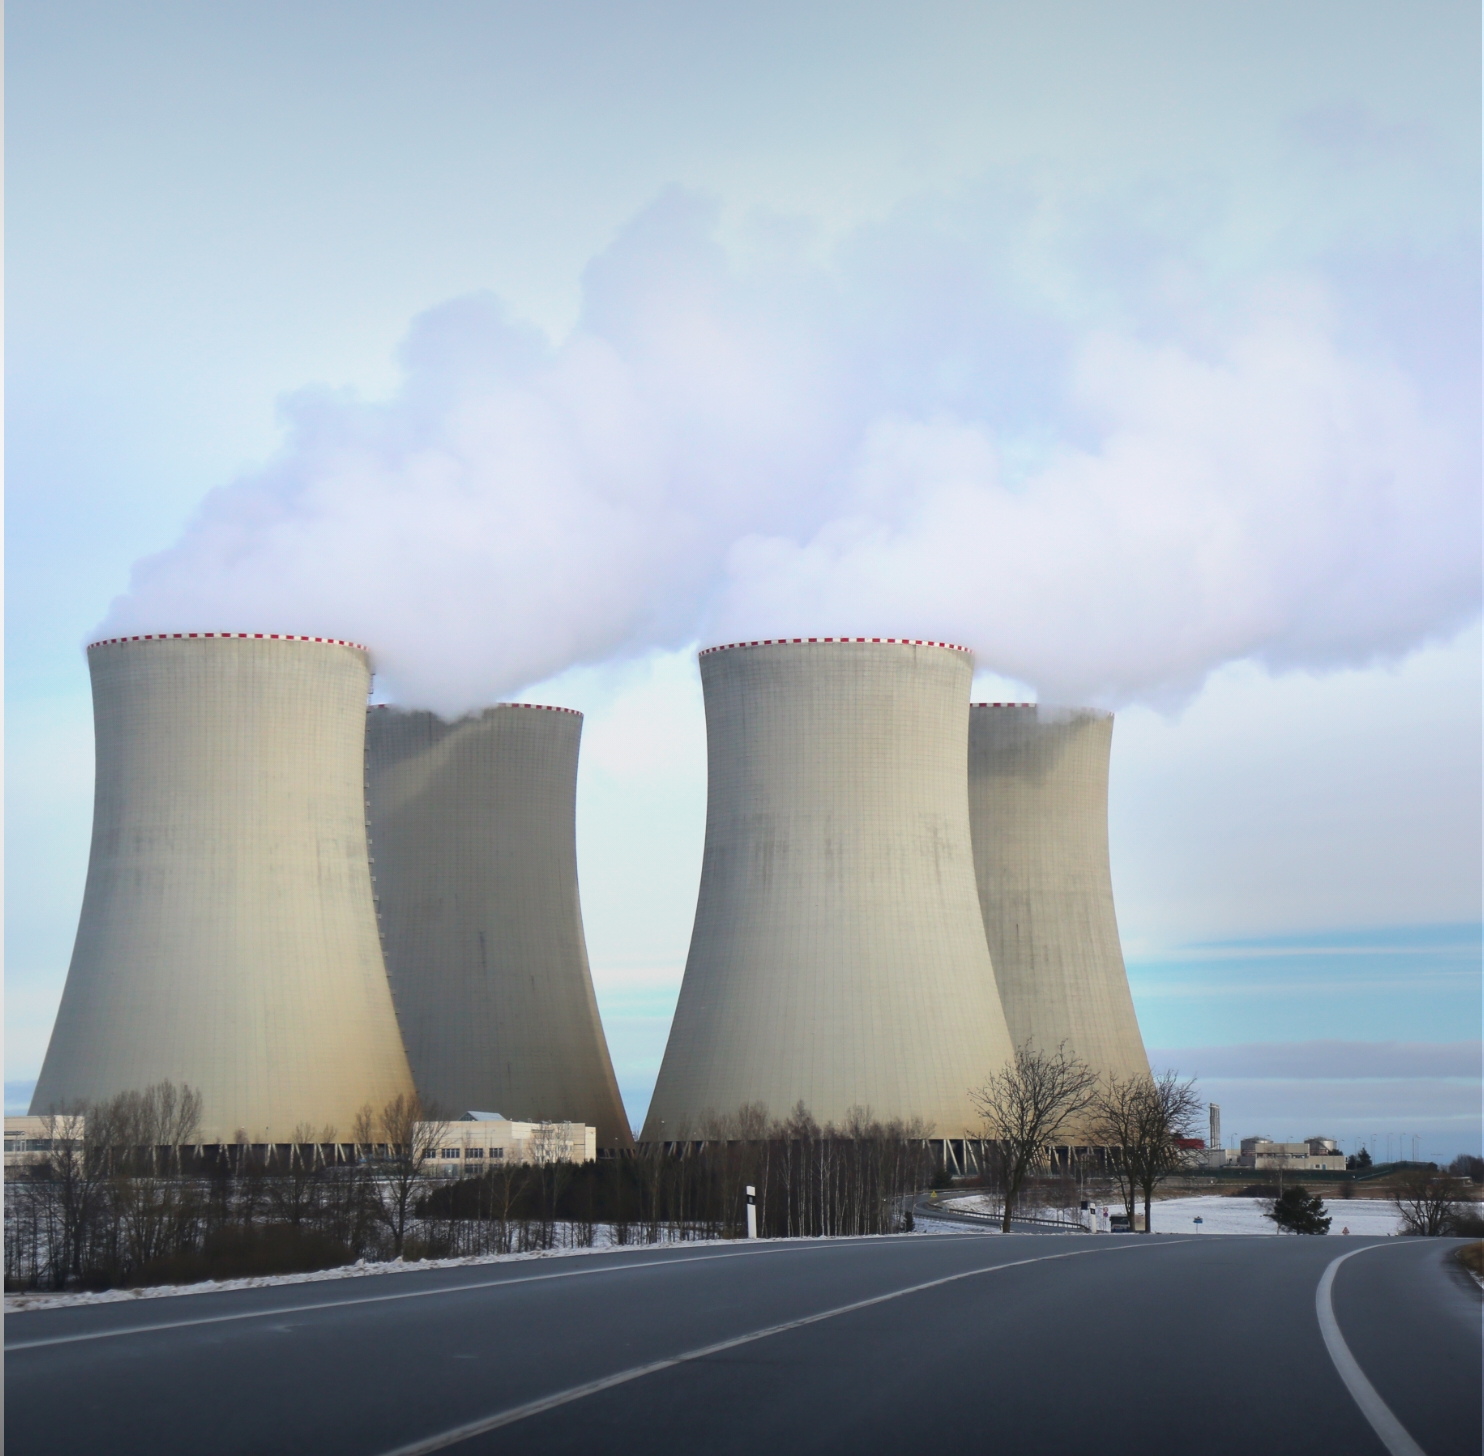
(129, 1226, 352, 1286)
(1447, 1206, 1484, 1238)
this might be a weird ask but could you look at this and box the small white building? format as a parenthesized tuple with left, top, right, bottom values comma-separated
(416, 1112, 597, 1178)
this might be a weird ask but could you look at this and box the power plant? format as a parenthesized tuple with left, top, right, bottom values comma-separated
(365, 704, 631, 1149)
(966, 703, 1148, 1087)
(31, 634, 417, 1143)
(31, 631, 1152, 1159)
(642, 638, 1019, 1140)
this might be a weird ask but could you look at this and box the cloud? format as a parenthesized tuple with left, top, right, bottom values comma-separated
(101, 182, 1480, 714)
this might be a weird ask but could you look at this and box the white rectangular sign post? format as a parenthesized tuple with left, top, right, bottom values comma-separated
(746, 1184, 757, 1239)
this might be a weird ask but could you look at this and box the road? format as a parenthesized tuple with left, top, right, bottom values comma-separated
(6, 1232, 1479, 1456)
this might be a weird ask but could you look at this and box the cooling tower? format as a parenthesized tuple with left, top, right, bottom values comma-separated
(32, 633, 416, 1142)
(966, 704, 1148, 1090)
(365, 705, 632, 1150)
(642, 638, 1017, 1141)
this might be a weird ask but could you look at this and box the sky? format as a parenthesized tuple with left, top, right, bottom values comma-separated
(7, 2, 1481, 1153)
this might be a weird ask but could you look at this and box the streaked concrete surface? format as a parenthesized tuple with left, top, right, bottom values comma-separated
(967, 704, 1148, 1100)
(644, 639, 1016, 1139)
(366, 705, 630, 1149)
(31, 635, 415, 1141)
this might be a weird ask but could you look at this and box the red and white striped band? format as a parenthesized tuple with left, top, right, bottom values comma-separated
(88, 632, 370, 652)
(701, 637, 972, 656)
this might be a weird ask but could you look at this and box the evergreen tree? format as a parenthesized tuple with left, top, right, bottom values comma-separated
(1267, 1185, 1331, 1235)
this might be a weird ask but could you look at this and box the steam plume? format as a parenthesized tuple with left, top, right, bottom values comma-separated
(102, 187, 1480, 713)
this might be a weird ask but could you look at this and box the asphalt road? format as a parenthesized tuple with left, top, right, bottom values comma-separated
(6, 1232, 1479, 1456)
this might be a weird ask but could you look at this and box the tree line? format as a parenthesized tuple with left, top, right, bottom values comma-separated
(8, 1049, 1222, 1291)
(5, 1087, 934, 1291)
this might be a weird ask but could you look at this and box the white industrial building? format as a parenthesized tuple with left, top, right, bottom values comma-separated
(1238, 1137, 1346, 1172)
(417, 1112, 597, 1176)
(30, 634, 417, 1143)
(3, 1115, 85, 1169)
(643, 638, 1018, 1140)
(365, 705, 631, 1150)
(966, 703, 1149, 1102)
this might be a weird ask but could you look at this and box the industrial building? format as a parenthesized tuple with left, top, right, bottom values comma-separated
(1238, 1136, 1346, 1172)
(366, 705, 631, 1150)
(642, 638, 1018, 1141)
(418, 1112, 597, 1176)
(31, 634, 417, 1143)
(3, 1115, 82, 1170)
(966, 704, 1149, 1094)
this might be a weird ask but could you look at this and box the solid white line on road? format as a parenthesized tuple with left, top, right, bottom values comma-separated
(2, 1234, 990, 1353)
(376, 1239, 1192, 1456)
(1315, 1245, 1427, 1456)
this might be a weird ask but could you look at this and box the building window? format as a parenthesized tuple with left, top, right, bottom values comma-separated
(440, 1148, 460, 1158)
(491, 1148, 505, 1160)
(465, 1147, 484, 1158)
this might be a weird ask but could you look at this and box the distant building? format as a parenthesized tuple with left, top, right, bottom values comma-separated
(1237, 1136, 1345, 1172)
(415, 1112, 596, 1176)
(3, 1114, 81, 1170)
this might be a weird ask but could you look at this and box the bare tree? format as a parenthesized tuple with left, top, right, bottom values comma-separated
(268, 1124, 335, 1229)
(1393, 1168, 1469, 1236)
(970, 1042, 1098, 1233)
(37, 1104, 117, 1287)
(370, 1094, 449, 1256)
(1091, 1070, 1201, 1233)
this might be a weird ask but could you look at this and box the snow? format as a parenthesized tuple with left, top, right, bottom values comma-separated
(939, 1191, 1407, 1237)
(939, 1193, 998, 1218)
(1138, 1195, 1404, 1237)
(2, 1234, 740, 1313)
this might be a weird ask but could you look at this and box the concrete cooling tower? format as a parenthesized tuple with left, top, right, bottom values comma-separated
(966, 704, 1148, 1089)
(365, 705, 631, 1150)
(32, 633, 416, 1142)
(642, 638, 1017, 1141)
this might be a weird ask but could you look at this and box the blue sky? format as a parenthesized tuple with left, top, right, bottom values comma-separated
(7, 2, 1481, 1150)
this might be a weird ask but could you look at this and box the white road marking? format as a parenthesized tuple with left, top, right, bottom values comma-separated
(376, 1239, 1189, 1456)
(2, 1234, 988, 1353)
(1316, 1245, 1427, 1456)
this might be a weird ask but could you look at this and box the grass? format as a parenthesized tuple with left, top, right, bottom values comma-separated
(1452, 1241, 1484, 1280)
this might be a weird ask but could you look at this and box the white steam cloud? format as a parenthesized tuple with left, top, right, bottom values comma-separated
(102, 187, 1480, 714)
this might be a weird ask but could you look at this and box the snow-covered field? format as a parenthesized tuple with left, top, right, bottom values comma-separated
(941, 1192, 1407, 1237)
(1147, 1195, 1404, 1237)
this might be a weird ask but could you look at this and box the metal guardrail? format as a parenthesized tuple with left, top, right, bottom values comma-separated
(915, 1195, 1086, 1233)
